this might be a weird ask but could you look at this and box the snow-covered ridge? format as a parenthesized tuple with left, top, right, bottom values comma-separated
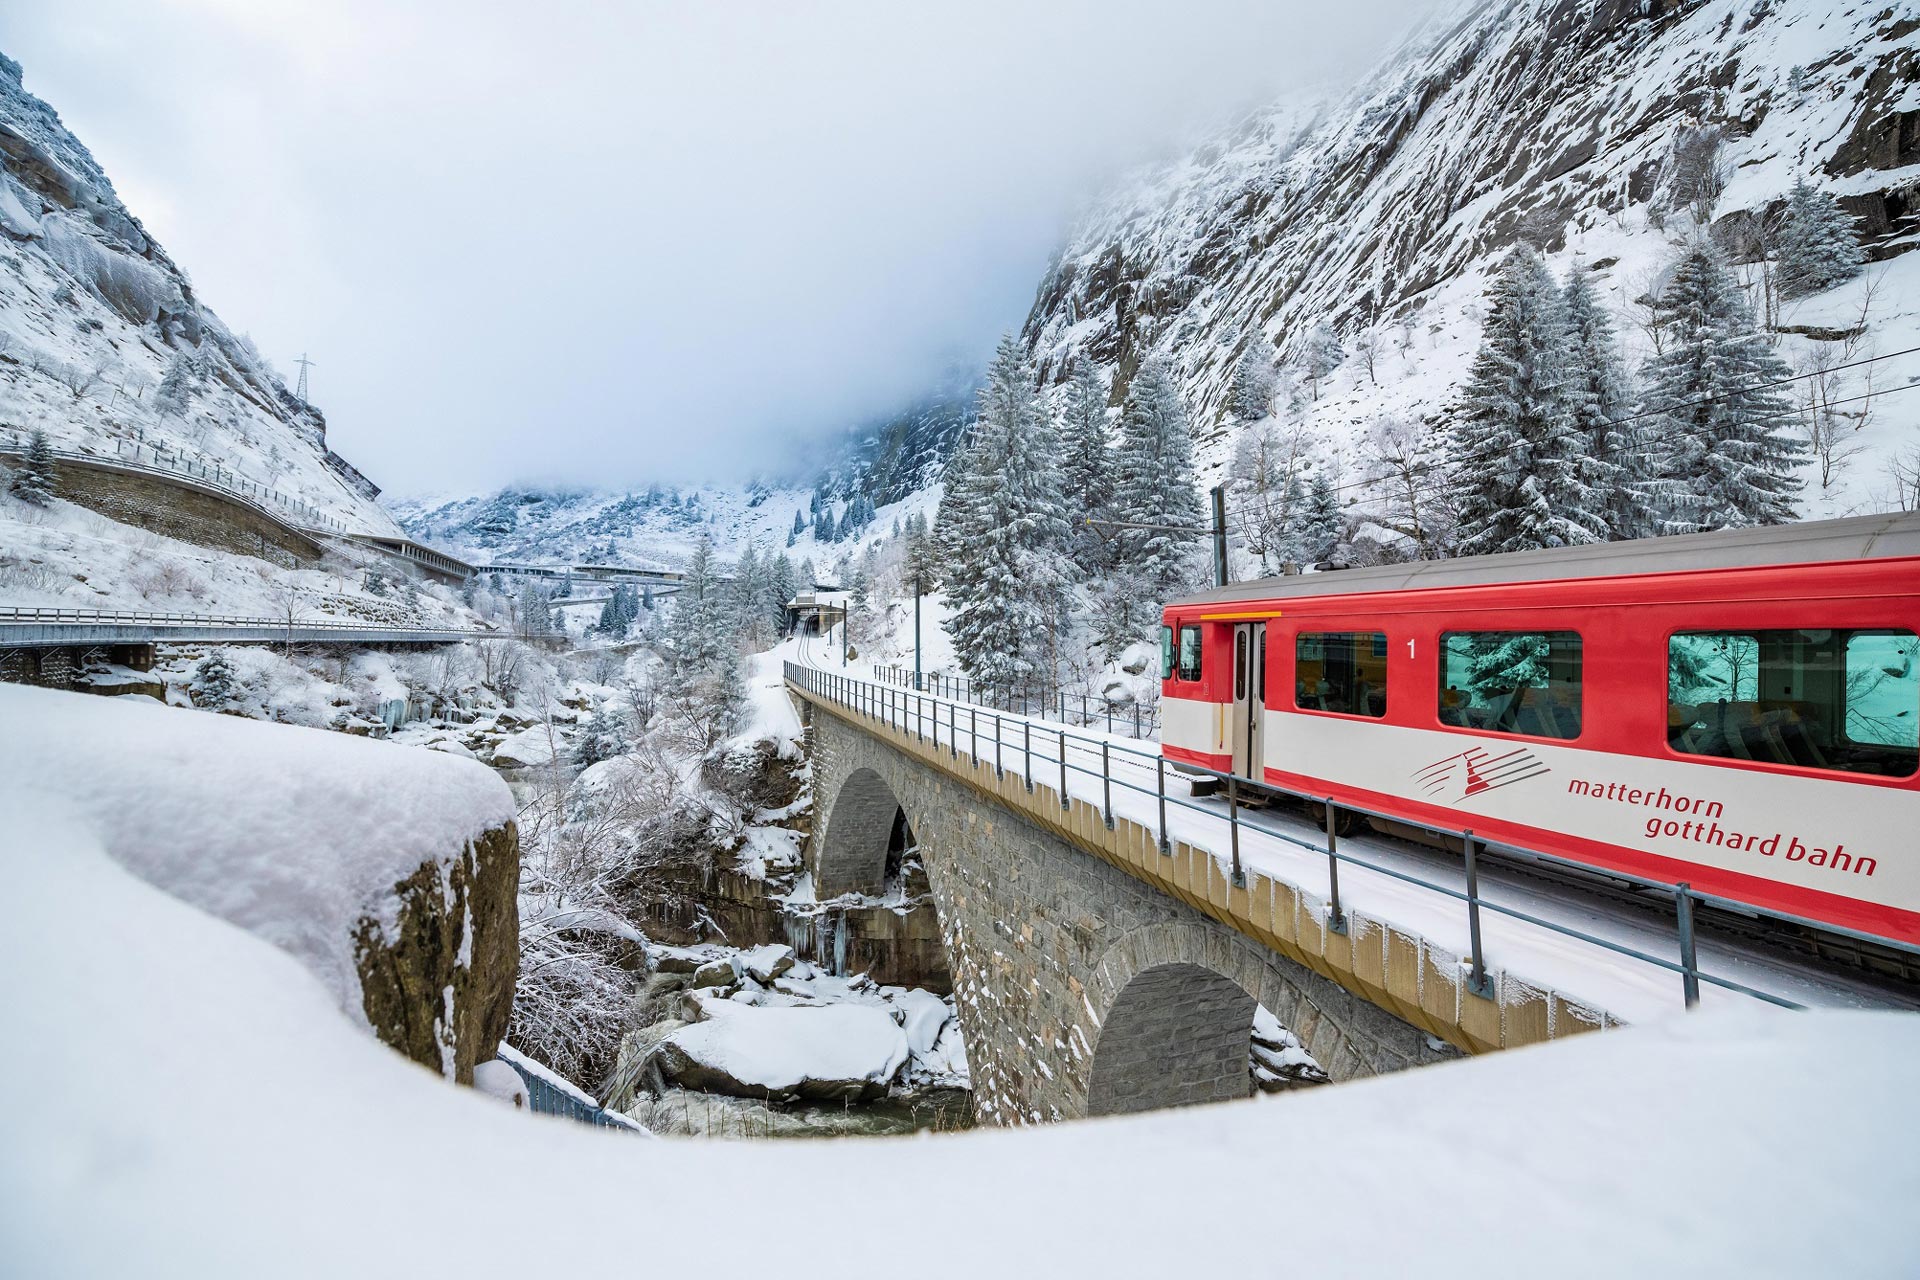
(0, 54, 400, 536)
(1023, 0, 1920, 498)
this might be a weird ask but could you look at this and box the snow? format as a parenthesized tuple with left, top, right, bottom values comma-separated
(661, 1004, 910, 1094)
(0, 684, 515, 1016)
(5, 788, 1917, 1275)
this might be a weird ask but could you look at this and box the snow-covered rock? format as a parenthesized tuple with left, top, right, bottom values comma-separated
(740, 943, 796, 984)
(655, 1004, 911, 1103)
(490, 726, 561, 768)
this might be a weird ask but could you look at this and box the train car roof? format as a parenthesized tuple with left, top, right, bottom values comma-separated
(1168, 511, 1920, 608)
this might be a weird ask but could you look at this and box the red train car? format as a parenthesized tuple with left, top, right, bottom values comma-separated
(1159, 513, 1920, 944)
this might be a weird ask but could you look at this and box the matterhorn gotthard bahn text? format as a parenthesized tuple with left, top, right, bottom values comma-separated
(2, 4, 1919, 1278)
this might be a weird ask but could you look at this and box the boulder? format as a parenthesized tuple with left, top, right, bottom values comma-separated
(691, 957, 739, 989)
(649, 946, 706, 975)
(654, 1004, 910, 1104)
(490, 727, 560, 769)
(740, 943, 795, 983)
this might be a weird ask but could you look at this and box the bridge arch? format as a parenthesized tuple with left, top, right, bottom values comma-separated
(817, 765, 910, 898)
(1083, 922, 1369, 1116)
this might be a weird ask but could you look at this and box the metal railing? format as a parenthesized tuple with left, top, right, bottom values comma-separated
(871, 663, 1161, 740)
(497, 1046, 645, 1133)
(787, 661, 1920, 1015)
(1, 431, 352, 534)
(0, 605, 555, 642)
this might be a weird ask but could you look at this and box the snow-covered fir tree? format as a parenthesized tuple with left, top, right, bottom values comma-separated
(8, 428, 56, 506)
(1300, 323, 1344, 400)
(573, 708, 629, 768)
(189, 649, 239, 709)
(153, 351, 195, 417)
(1560, 263, 1652, 541)
(936, 334, 1076, 696)
(1639, 244, 1805, 530)
(1449, 245, 1604, 555)
(1058, 364, 1115, 573)
(764, 552, 798, 635)
(901, 511, 938, 591)
(1299, 471, 1342, 563)
(1775, 176, 1865, 300)
(1229, 336, 1278, 421)
(664, 536, 731, 676)
(1110, 355, 1204, 601)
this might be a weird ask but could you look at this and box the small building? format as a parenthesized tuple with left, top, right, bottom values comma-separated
(785, 588, 848, 637)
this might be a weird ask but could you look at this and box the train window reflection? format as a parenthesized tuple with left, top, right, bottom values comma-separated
(1295, 632, 1387, 718)
(1669, 629, 1918, 777)
(1439, 631, 1582, 739)
(1178, 625, 1203, 682)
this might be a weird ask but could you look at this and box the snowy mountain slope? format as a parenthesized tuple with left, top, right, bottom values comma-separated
(1021, 0, 1920, 515)
(0, 54, 399, 536)
(391, 377, 970, 573)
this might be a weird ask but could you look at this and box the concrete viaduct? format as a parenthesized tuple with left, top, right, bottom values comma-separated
(790, 670, 1619, 1125)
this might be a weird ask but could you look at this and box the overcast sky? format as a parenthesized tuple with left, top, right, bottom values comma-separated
(4, 1, 1426, 495)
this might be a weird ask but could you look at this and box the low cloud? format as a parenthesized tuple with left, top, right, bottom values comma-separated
(7, 0, 1429, 493)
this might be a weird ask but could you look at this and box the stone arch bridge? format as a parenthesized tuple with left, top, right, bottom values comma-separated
(793, 672, 1615, 1124)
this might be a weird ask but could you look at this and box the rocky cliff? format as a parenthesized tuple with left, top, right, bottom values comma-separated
(1021, 0, 1920, 505)
(0, 53, 401, 535)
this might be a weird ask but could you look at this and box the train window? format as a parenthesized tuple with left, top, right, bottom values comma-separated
(1668, 629, 1918, 777)
(1159, 626, 1175, 680)
(1439, 631, 1583, 739)
(1177, 625, 1203, 682)
(1295, 632, 1387, 718)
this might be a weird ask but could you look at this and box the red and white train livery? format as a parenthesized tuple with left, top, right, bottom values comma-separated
(1159, 513, 1920, 945)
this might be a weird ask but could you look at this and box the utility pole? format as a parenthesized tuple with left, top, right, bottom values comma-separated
(293, 353, 316, 403)
(913, 571, 923, 691)
(1210, 483, 1230, 587)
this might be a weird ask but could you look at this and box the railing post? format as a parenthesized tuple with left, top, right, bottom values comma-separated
(1463, 830, 1494, 999)
(916, 694, 923, 744)
(1156, 756, 1170, 854)
(949, 702, 958, 760)
(994, 713, 1003, 779)
(1059, 727, 1069, 809)
(1023, 721, 1032, 792)
(1676, 883, 1701, 1010)
(1325, 797, 1348, 935)
(1101, 741, 1113, 829)
(971, 707, 978, 767)
(932, 699, 939, 753)
(1227, 773, 1245, 886)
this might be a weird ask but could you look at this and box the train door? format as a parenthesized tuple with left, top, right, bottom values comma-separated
(1231, 623, 1266, 778)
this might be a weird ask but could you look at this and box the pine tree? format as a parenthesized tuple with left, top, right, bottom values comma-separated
(1300, 323, 1344, 401)
(1229, 336, 1278, 421)
(902, 511, 937, 591)
(1110, 356, 1203, 601)
(153, 352, 195, 417)
(665, 537, 728, 676)
(1776, 176, 1865, 300)
(1449, 245, 1604, 555)
(1058, 365, 1114, 573)
(1299, 471, 1342, 562)
(1560, 263, 1653, 541)
(733, 543, 764, 636)
(189, 649, 239, 709)
(936, 335, 1076, 696)
(8, 429, 56, 506)
(791, 508, 806, 539)
(573, 709, 629, 767)
(765, 552, 798, 635)
(1639, 244, 1805, 530)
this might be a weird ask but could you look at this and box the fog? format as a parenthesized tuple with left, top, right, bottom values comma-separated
(5, 1, 1431, 494)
